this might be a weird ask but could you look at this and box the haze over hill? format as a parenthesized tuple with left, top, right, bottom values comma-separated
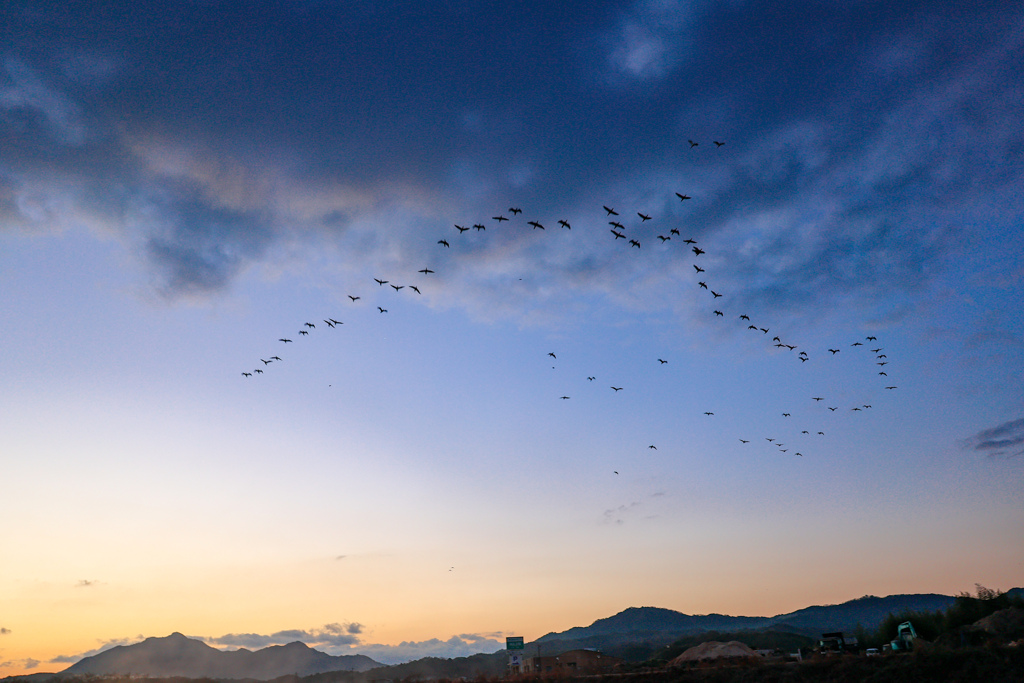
(59, 633, 380, 679)
(25, 590, 1009, 681)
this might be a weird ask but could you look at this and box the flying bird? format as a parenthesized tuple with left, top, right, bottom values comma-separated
(409, 286, 421, 294)
(254, 368, 263, 374)
(419, 268, 434, 274)
(812, 397, 823, 401)
(299, 330, 308, 335)
(378, 307, 387, 313)
(886, 386, 898, 390)
(304, 322, 315, 328)
(473, 224, 485, 231)
(692, 246, 705, 256)
(279, 338, 292, 343)
(509, 207, 522, 215)
(375, 278, 388, 286)
(391, 284, 404, 291)
(713, 140, 724, 147)
(603, 206, 618, 216)
(611, 387, 623, 392)
(704, 411, 714, 416)
(329, 319, 342, 325)
(676, 193, 691, 201)
(609, 221, 624, 229)
(740, 314, 749, 320)
(242, 372, 252, 377)
(587, 376, 595, 381)
(438, 239, 450, 247)
(493, 215, 508, 222)
(866, 336, 877, 341)
(348, 295, 360, 301)
(688, 140, 698, 148)
(829, 349, 840, 354)
(611, 229, 625, 239)
(638, 213, 651, 221)
(683, 238, 696, 244)
(658, 359, 668, 364)
(694, 265, 704, 273)
(629, 239, 640, 248)
(548, 352, 557, 359)
(270, 356, 282, 361)
(454, 224, 469, 233)
(560, 396, 570, 400)
(670, 228, 680, 235)
(649, 445, 657, 450)
(528, 221, 544, 230)
(711, 290, 722, 298)
(558, 219, 571, 229)
(324, 320, 335, 328)
(260, 359, 272, 365)
(714, 310, 724, 316)
(658, 235, 671, 242)
(699, 281, 708, 289)
(739, 439, 749, 443)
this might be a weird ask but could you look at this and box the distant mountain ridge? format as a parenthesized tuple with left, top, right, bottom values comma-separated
(529, 593, 963, 655)
(20, 589, 1018, 681)
(60, 633, 380, 678)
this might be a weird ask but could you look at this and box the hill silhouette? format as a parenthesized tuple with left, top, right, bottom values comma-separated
(61, 633, 379, 678)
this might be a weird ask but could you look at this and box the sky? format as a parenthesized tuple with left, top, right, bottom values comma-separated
(2, 0, 1023, 675)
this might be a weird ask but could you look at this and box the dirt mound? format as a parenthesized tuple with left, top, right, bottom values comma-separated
(972, 607, 1024, 639)
(669, 640, 760, 664)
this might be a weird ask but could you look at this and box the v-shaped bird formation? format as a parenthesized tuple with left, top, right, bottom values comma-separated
(239, 139, 896, 464)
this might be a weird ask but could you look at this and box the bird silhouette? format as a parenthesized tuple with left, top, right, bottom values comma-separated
(658, 359, 668, 364)
(676, 193, 691, 201)
(688, 140, 698, 148)
(611, 387, 623, 392)
(699, 282, 708, 289)
(378, 307, 387, 313)
(509, 207, 522, 215)
(603, 206, 618, 216)
(375, 278, 388, 286)
(629, 239, 640, 248)
(611, 229, 625, 239)
(638, 213, 651, 221)
(694, 265, 704, 273)
(391, 284, 404, 291)
(658, 235, 671, 242)
(348, 295, 360, 301)
(548, 352, 556, 359)
(242, 372, 252, 377)
(692, 246, 705, 256)
(280, 338, 292, 343)
(711, 290, 722, 298)
(454, 224, 469, 233)
(713, 141, 724, 147)
(558, 219, 571, 229)
(409, 286, 421, 294)
(714, 310, 724, 316)
(299, 330, 308, 335)
(419, 268, 434, 274)
(493, 215, 508, 222)
(528, 221, 544, 230)
(438, 239, 450, 247)
(304, 322, 315, 328)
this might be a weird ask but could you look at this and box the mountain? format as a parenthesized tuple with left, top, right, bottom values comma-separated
(60, 633, 380, 678)
(529, 593, 964, 656)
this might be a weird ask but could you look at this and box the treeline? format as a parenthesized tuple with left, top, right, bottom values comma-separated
(852, 584, 1024, 649)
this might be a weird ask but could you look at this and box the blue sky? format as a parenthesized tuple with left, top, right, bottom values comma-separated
(2, 0, 1023, 675)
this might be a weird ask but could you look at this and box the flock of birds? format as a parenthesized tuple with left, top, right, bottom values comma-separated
(240, 139, 897, 462)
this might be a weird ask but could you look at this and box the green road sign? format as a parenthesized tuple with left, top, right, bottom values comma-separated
(506, 636, 524, 650)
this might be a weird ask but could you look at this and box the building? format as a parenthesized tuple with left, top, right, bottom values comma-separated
(518, 649, 623, 675)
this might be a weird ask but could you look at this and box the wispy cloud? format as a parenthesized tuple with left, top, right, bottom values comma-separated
(204, 623, 364, 650)
(49, 636, 144, 664)
(1, 627, 10, 635)
(962, 417, 1024, 459)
